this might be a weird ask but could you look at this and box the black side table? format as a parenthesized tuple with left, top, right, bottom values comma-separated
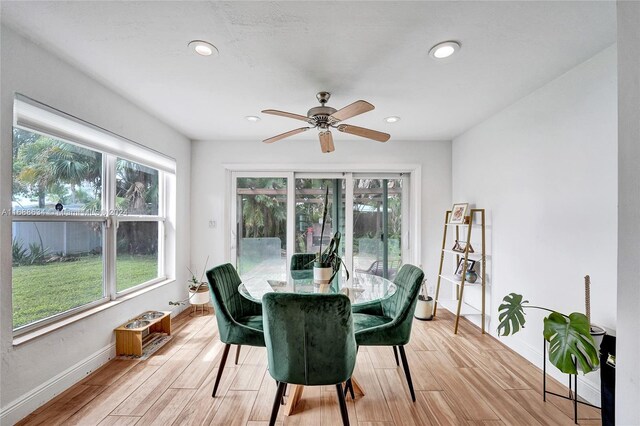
(542, 339, 601, 424)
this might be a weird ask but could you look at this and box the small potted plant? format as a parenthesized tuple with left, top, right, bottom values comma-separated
(187, 268, 209, 305)
(313, 187, 349, 284)
(498, 275, 603, 375)
(169, 257, 210, 307)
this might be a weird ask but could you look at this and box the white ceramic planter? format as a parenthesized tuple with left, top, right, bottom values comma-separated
(576, 324, 606, 372)
(415, 296, 434, 320)
(590, 324, 606, 351)
(189, 284, 210, 305)
(313, 264, 333, 285)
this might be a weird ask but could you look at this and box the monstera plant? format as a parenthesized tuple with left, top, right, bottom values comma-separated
(498, 293, 599, 374)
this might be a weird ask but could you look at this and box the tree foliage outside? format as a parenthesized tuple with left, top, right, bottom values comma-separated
(12, 128, 160, 258)
(237, 177, 287, 245)
(353, 178, 403, 261)
(13, 128, 102, 210)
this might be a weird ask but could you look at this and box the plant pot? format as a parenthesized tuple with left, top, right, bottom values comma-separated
(415, 295, 434, 320)
(576, 324, 606, 373)
(313, 262, 333, 285)
(590, 324, 606, 352)
(189, 283, 210, 305)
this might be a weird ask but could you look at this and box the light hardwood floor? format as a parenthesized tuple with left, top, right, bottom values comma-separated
(17, 309, 601, 425)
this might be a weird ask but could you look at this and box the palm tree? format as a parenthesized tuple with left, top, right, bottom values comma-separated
(13, 132, 102, 208)
(14, 135, 101, 208)
(238, 178, 287, 241)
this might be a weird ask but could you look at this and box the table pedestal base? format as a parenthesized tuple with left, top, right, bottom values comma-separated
(283, 377, 366, 416)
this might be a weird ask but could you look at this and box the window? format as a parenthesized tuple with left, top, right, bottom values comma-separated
(11, 95, 174, 334)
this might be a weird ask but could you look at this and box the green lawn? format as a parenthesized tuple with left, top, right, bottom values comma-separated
(12, 255, 157, 329)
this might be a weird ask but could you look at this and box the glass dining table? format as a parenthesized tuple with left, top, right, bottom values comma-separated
(238, 270, 397, 306)
(237, 270, 397, 416)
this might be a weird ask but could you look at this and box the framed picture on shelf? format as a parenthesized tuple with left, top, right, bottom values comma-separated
(449, 203, 469, 224)
(451, 240, 474, 253)
(455, 258, 476, 276)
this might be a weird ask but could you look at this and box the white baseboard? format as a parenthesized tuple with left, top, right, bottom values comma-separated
(503, 336, 602, 405)
(0, 343, 115, 426)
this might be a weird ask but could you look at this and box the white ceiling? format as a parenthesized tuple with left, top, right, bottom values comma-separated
(1, 1, 616, 142)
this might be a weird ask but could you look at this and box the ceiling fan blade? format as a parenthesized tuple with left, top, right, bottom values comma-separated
(329, 100, 374, 123)
(262, 109, 311, 123)
(319, 131, 335, 153)
(337, 124, 390, 142)
(263, 127, 311, 144)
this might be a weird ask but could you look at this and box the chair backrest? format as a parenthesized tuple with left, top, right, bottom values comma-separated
(206, 263, 262, 343)
(262, 293, 356, 386)
(290, 253, 316, 271)
(381, 264, 424, 333)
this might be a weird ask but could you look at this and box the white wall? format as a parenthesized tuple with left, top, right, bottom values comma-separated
(190, 139, 452, 290)
(0, 27, 191, 424)
(451, 45, 617, 403)
(616, 1, 640, 423)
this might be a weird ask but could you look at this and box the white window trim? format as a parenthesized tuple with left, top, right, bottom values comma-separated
(11, 99, 176, 337)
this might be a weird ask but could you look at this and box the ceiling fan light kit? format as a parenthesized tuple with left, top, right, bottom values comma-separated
(261, 92, 391, 153)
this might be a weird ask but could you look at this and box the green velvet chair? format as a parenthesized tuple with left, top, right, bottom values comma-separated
(206, 263, 265, 397)
(351, 264, 424, 402)
(262, 293, 356, 426)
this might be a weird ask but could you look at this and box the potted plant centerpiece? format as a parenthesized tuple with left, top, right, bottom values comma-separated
(313, 187, 349, 285)
(498, 275, 604, 375)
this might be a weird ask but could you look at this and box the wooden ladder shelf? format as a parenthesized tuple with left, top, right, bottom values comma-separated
(433, 208, 487, 334)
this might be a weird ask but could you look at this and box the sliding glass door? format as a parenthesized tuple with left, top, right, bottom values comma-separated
(234, 176, 288, 280)
(353, 177, 404, 279)
(294, 177, 347, 279)
(232, 172, 408, 281)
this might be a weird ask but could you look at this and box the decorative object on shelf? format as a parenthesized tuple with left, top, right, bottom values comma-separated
(415, 279, 434, 320)
(434, 207, 487, 334)
(452, 240, 474, 253)
(313, 187, 349, 284)
(465, 269, 478, 284)
(455, 258, 476, 277)
(449, 203, 469, 224)
(497, 292, 600, 374)
(463, 216, 471, 224)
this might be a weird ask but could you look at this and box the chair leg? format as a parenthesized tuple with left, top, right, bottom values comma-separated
(335, 384, 350, 426)
(393, 346, 400, 366)
(269, 381, 287, 426)
(212, 343, 231, 397)
(235, 345, 241, 365)
(398, 345, 416, 402)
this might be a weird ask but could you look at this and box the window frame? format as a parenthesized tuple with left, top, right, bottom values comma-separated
(227, 166, 420, 281)
(11, 108, 173, 336)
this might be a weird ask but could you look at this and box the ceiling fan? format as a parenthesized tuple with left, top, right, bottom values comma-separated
(261, 92, 391, 153)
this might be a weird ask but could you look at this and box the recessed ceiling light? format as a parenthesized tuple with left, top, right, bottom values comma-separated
(384, 116, 401, 123)
(188, 40, 218, 57)
(245, 116, 261, 122)
(429, 41, 461, 59)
